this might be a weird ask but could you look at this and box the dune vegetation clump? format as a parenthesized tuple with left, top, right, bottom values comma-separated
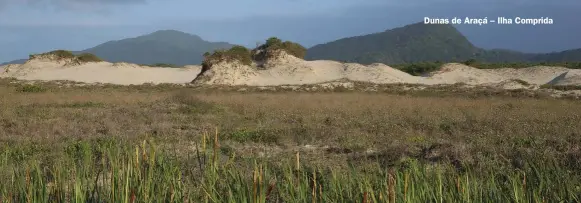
(29, 50, 75, 61)
(202, 45, 253, 70)
(251, 37, 307, 61)
(200, 37, 306, 72)
(29, 50, 103, 63)
(143, 63, 180, 68)
(76, 53, 103, 63)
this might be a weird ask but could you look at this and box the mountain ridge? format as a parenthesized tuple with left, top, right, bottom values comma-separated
(1, 30, 235, 66)
(2, 23, 581, 66)
(305, 22, 581, 64)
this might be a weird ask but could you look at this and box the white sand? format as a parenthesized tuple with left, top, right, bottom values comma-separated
(484, 66, 570, 85)
(549, 69, 581, 86)
(1, 59, 201, 85)
(2, 53, 580, 90)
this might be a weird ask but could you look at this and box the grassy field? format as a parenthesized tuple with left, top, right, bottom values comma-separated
(1, 79, 580, 202)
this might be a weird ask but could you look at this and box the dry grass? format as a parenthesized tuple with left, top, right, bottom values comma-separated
(1, 79, 581, 201)
(1, 80, 580, 170)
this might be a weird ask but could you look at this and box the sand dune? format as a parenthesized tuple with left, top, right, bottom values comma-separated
(425, 63, 506, 85)
(2, 53, 580, 90)
(1, 59, 201, 85)
(484, 66, 570, 85)
(549, 70, 581, 86)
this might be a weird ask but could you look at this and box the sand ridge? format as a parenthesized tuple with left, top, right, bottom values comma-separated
(2, 53, 580, 89)
(1, 58, 202, 85)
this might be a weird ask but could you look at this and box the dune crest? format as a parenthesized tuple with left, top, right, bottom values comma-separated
(1, 54, 202, 85)
(2, 52, 580, 89)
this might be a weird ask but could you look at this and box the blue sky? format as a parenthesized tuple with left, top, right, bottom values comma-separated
(1, 0, 580, 62)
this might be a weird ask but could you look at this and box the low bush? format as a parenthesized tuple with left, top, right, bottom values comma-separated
(29, 50, 104, 63)
(29, 50, 75, 60)
(540, 84, 581, 91)
(512, 79, 530, 86)
(202, 45, 252, 70)
(15, 84, 46, 93)
(251, 37, 307, 61)
(392, 62, 443, 76)
(143, 63, 180, 68)
(393, 61, 581, 76)
(76, 53, 103, 62)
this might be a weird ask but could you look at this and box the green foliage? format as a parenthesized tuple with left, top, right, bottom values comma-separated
(15, 84, 46, 93)
(45, 50, 75, 59)
(229, 128, 279, 144)
(30, 50, 75, 60)
(512, 79, 530, 86)
(540, 84, 581, 91)
(76, 53, 103, 62)
(252, 37, 307, 61)
(202, 45, 252, 70)
(393, 61, 581, 76)
(392, 62, 443, 76)
(143, 63, 180, 68)
(29, 50, 103, 63)
(306, 22, 581, 65)
(463, 59, 477, 66)
(266, 37, 283, 47)
(2, 138, 581, 202)
(171, 91, 220, 114)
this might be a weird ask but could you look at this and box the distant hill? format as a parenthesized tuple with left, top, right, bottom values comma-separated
(1, 30, 235, 66)
(3, 24, 581, 66)
(529, 49, 581, 62)
(305, 22, 580, 64)
(1, 59, 27, 65)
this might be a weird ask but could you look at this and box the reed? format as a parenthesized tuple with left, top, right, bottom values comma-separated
(2, 133, 580, 202)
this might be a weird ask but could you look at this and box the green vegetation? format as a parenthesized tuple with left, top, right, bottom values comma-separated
(472, 62, 581, 69)
(306, 22, 581, 65)
(29, 50, 75, 60)
(200, 37, 306, 71)
(391, 60, 581, 76)
(2, 136, 580, 202)
(540, 84, 581, 91)
(28, 50, 103, 63)
(2, 80, 581, 201)
(202, 45, 253, 69)
(392, 62, 444, 76)
(142, 63, 181, 68)
(252, 37, 307, 61)
(76, 53, 103, 62)
(14, 84, 46, 93)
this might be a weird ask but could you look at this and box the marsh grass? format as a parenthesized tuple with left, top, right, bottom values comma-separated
(1, 80, 581, 201)
(1, 132, 580, 202)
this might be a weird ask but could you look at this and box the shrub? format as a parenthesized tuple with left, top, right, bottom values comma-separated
(540, 84, 581, 91)
(16, 84, 46, 93)
(201, 46, 252, 71)
(229, 128, 279, 144)
(144, 63, 180, 68)
(393, 62, 443, 76)
(76, 53, 103, 62)
(463, 59, 478, 66)
(29, 50, 75, 60)
(512, 79, 530, 86)
(251, 37, 307, 61)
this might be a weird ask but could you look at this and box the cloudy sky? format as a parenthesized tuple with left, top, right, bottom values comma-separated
(0, 0, 579, 62)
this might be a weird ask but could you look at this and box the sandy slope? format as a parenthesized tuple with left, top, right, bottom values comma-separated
(484, 66, 570, 85)
(194, 54, 426, 86)
(2, 53, 580, 89)
(425, 63, 506, 85)
(1, 59, 201, 85)
(549, 69, 581, 86)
